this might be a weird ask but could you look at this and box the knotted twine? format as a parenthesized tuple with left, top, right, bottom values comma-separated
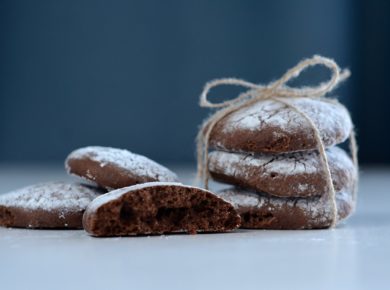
(196, 55, 358, 228)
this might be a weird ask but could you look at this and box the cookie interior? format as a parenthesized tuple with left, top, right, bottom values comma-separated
(83, 184, 240, 236)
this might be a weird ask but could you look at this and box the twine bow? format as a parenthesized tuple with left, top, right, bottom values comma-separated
(196, 55, 358, 228)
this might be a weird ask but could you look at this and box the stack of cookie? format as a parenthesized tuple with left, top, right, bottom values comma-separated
(0, 146, 240, 236)
(207, 97, 358, 229)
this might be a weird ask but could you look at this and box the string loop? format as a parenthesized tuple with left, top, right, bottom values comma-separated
(196, 55, 356, 228)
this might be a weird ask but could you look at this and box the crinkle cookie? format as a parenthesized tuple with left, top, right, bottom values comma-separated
(217, 187, 354, 229)
(208, 98, 352, 154)
(65, 146, 178, 190)
(208, 146, 357, 198)
(0, 182, 102, 229)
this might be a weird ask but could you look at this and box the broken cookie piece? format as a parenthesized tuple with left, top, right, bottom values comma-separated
(83, 182, 241, 236)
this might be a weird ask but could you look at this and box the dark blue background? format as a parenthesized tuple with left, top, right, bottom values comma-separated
(0, 0, 388, 164)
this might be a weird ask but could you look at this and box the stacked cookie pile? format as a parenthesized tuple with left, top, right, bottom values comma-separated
(206, 97, 358, 229)
(0, 146, 240, 236)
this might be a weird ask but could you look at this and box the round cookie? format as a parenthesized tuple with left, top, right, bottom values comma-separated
(83, 182, 241, 236)
(209, 146, 356, 198)
(209, 98, 352, 154)
(217, 187, 354, 229)
(65, 146, 178, 190)
(0, 182, 102, 229)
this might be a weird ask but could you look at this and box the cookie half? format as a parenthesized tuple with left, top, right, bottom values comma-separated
(209, 98, 352, 154)
(65, 146, 178, 190)
(83, 182, 241, 236)
(209, 146, 356, 198)
(217, 187, 354, 229)
(0, 182, 102, 229)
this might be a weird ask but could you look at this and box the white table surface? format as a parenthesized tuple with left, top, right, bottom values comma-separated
(0, 165, 389, 290)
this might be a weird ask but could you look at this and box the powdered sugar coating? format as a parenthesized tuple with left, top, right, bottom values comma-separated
(209, 146, 356, 196)
(210, 146, 353, 176)
(212, 97, 352, 152)
(217, 187, 353, 224)
(65, 146, 178, 183)
(222, 97, 351, 136)
(0, 182, 100, 212)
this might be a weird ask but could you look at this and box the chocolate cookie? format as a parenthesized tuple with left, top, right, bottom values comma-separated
(209, 98, 352, 154)
(66, 146, 178, 190)
(83, 182, 241, 236)
(209, 146, 356, 198)
(217, 187, 354, 229)
(0, 182, 102, 229)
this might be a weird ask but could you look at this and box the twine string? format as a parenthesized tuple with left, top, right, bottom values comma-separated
(196, 55, 357, 227)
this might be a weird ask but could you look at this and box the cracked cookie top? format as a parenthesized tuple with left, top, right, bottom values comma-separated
(65, 146, 178, 190)
(208, 146, 357, 198)
(209, 98, 352, 153)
